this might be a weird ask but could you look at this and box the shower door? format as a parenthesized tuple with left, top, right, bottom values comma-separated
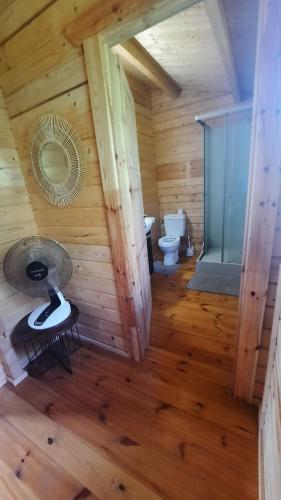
(204, 110, 251, 264)
(222, 112, 252, 263)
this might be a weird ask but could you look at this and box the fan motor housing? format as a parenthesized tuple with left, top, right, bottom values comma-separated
(26, 261, 48, 281)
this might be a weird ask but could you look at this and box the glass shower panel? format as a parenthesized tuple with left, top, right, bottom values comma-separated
(204, 116, 226, 262)
(223, 112, 251, 263)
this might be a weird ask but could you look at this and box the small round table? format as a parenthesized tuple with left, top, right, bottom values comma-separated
(11, 303, 80, 377)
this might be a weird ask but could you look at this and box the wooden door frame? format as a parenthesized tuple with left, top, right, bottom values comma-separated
(66, 0, 280, 399)
(233, 0, 281, 402)
(68, 0, 200, 362)
(84, 35, 152, 361)
(65, 0, 201, 48)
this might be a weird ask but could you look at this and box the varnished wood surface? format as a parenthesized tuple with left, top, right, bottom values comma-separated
(0, 259, 258, 499)
(260, 265, 281, 499)
(84, 35, 152, 361)
(234, 0, 281, 402)
(0, 88, 41, 380)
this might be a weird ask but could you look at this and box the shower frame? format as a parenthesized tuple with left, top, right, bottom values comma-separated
(196, 100, 252, 274)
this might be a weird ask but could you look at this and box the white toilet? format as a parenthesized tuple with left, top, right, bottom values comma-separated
(158, 212, 186, 265)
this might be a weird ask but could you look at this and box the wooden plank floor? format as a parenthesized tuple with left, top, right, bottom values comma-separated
(0, 259, 258, 499)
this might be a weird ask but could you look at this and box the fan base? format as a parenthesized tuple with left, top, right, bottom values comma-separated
(28, 300, 71, 330)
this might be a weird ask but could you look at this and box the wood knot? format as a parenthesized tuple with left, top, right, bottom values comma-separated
(47, 437, 54, 445)
(193, 402, 205, 414)
(221, 435, 228, 448)
(178, 441, 187, 460)
(73, 487, 92, 499)
(119, 436, 139, 446)
(98, 403, 110, 423)
(45, 402, 54, 416)
(14, 467, 22, 479)
(155, 402, 171, 414)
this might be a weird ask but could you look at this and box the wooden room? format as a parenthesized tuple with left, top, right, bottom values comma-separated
(0, 0, 280, 499)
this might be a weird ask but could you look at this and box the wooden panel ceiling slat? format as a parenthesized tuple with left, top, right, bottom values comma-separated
(136, 4, 231, 94)
(135, 0, 258, 97)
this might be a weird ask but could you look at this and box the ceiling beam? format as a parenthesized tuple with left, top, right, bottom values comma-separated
(205, 0, 240, 101)
(65, 0, 200, 48)
(113, 38, 181, 98)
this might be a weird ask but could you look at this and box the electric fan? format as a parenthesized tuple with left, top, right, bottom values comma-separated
(3, 236, 72, 330)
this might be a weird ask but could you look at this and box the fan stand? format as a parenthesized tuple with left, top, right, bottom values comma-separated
(28, 289, 71, 330)
(11, 303, 81, 377)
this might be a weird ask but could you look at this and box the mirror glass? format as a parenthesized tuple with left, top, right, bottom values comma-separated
(41, 142, 69, 184)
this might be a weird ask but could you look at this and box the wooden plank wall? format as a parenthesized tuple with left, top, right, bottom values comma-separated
(0, 1, 158, 358)
(9, 77, 157, 358)
(259, 265, 281, 499)
(10, 82, 128, 357)
(151, 88, 233, 252)
(0, 87, 41, 380)
(253, 197, 281, 403)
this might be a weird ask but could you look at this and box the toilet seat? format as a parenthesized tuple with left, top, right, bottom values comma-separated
(159, 236, 180, 246)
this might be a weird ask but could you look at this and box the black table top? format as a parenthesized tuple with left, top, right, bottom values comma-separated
(11, 303, 79, 346)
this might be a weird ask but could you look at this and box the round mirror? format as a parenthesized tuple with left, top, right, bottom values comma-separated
(31, 114, 87, 206)
(41, 142, 69, 184)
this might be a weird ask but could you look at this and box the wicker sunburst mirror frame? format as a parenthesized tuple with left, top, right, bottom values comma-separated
(31, 114, 87, 206)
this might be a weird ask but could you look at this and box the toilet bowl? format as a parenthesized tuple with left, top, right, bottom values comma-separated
(158, 236, 180, 265)
(158, 211, 186, 266)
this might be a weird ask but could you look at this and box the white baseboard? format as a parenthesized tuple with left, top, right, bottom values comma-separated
(7, 370, 28, 386)
(0, 376, 7, 388)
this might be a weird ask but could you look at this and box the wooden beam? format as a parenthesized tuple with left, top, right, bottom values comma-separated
(205, 0, 240, 101)
(113, 38, 181, 98)
(65, 0, 200, 48)
(233, 0, 281, 402)
(83, 34, 152, 361)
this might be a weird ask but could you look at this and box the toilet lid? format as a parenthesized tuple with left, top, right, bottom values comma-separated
(159, 236, 180, 246)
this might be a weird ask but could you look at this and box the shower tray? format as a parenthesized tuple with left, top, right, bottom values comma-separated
(196, 248, 241, 277)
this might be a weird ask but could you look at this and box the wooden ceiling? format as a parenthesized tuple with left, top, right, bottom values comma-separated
(136, 3, 230, 94)
(132, 0, 258, 99)
(224, 0, 258, 98)
(0, 0, 259, 105)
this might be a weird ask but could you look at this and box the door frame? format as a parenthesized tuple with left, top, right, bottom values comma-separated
(233, 0, 281, 402)
(66, 0, 279, 400)
(83, 35, 152, 361)
(75, 0, 200, 361)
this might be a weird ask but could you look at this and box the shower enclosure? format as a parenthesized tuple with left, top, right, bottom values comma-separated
(196, 102, 252, 280)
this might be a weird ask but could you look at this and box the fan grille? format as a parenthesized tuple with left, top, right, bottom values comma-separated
(3, 236, 72, 298)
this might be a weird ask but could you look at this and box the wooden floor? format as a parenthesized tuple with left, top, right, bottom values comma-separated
(0, 259, 258, 499)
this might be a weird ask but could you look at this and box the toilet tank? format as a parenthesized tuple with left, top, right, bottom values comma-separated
(164, 213, 186, 237)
